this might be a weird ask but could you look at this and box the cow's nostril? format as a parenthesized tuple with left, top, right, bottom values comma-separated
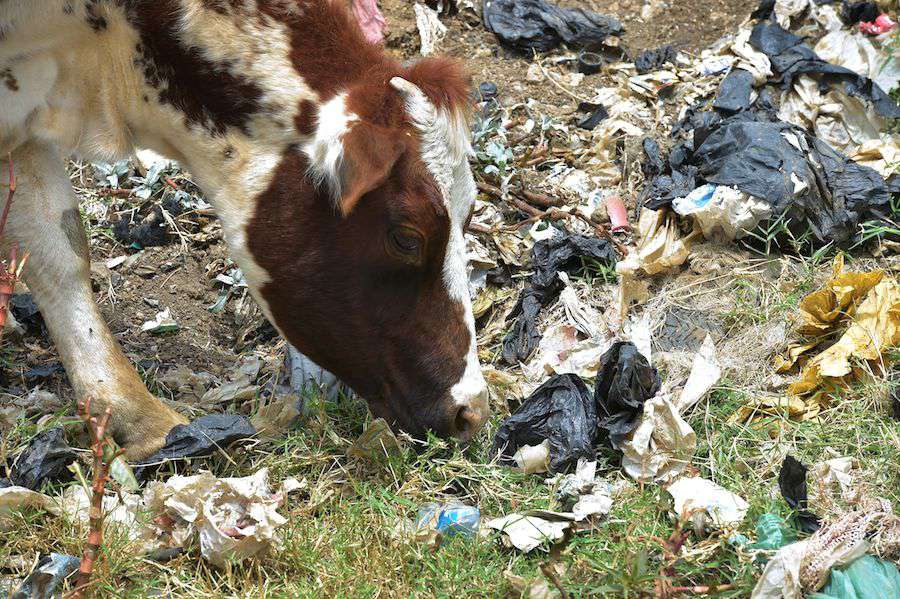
(455, 406, 473, 436)
(453, 405, 484, 441)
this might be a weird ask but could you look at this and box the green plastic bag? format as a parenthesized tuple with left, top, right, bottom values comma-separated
(750, 513, 795, 550)
(808, 555, 900, 599)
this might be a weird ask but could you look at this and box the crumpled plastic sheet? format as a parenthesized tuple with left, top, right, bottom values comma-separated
(141, 468, 301, 567)
(134, 414, 256, 480)
(492, 373, 597, 473)
(672, 184, 772, 242)
(7, 428, 76, 491)
(525, 323, 611, 380)
(620, 336, 722, 483)
(634, 45, 678, 74)
(775, 28, 899, 174)
(752, 498, 900, 598)
(621, 392, 695, 483)
(812, 456, 858, 503)
(594, 341, 661, 449)
(809, 555, 900, 599)
(503, 233, 616, 364)
(486, 513, 570, 552)
(667, 476, 749, 528)
(712, 68, 755, 113)
(644, 97, 892, 247)
(482, 0, 622, 53)
(10, 553, 80, 599)
(487, 487, 614, 553)
(749, 21, 900, 119)
(781, 257, 900, 403)
(779, 455, 822, 533)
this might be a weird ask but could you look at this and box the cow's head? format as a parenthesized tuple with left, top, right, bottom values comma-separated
(246, 58, 488, 442)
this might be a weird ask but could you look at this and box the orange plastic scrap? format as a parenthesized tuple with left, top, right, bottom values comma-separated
(789, 274, 900, 396)
(795, 255, 884, 337)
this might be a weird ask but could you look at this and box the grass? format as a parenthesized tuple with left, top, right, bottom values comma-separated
(2, 344, 898, 597)
(3, 187, 900, 597)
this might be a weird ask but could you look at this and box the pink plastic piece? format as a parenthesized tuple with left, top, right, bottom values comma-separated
(605, 194, 630, 232)
(860, 15, 896, 35)
(352, 0, 387, 44)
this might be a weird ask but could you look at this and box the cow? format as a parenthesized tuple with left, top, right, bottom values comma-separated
(0, 0, 489, 460)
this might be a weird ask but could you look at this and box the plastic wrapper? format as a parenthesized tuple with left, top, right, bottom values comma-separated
(483, 0, 622, 53)
(492, 373, 597, 473)
(7, 428, 76, 491)
(594, 342, 661, 449)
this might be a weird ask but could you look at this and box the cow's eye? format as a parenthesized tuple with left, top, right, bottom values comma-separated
(387, 226, 424, 262)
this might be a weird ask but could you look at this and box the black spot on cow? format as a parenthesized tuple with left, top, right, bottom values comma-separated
(223, 145, 235, 159)
(63, 2, 75, 15)
(123, 0, 263, 136)
(1, 68, 18, 92)
(85, 1, 108, 32)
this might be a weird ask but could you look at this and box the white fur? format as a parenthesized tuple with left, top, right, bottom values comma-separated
(303, 93, 357, 202)
(390, 77, 487, 414)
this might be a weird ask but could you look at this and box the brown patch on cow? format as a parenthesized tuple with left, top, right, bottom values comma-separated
(246, 146, 469, 436)
(294, 99, 317, 137)
(124, 0, 263, 135)
(61, 209, 90, 261)
(256, 0, 388, 101)
(253, 1, 470, 134)
(1, 68, 18, 92)
(405, 58, 472, 114)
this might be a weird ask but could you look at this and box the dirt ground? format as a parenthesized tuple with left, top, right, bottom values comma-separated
(1, 0, 759, 403)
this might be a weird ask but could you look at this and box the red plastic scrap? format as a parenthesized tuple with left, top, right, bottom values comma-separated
(604, 194, 630, 232)
(860, 15, 896, 35)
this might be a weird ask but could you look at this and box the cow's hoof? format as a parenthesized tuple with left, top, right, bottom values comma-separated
(119, 406, 189, 462)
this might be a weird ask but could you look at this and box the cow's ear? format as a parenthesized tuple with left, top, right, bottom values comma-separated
(336, 123, 404, 216)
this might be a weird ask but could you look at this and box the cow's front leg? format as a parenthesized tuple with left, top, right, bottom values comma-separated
(4, 142, 187, 459)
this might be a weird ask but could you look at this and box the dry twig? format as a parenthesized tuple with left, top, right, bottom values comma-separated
(0, 154, 28, 336)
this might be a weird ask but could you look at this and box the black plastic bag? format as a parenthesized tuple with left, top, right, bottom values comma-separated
(594, 342, 661, 449)
(634, 45, 677, 74)
(692, 118, 890, 246)
(9, 427, 77, 491)
(483, 0, 622, 53)
(575, 101, 609, 131)
(750, 21, 900, 119)
(640, 138, 697, 207)
(712, 68, 754, 114)
(134, 414, 255, 480)
(841, 1, 880, 24)
(501, 290, 543, 365)
(778, 455, 821, 533)
(11, 553, 80, 599)
(10, 293, 46, 336)
(643, 105, 892, 246)
(502, 234, 616, 364)
(113, 204, 171, 248)
(492, 373, 597, 473)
